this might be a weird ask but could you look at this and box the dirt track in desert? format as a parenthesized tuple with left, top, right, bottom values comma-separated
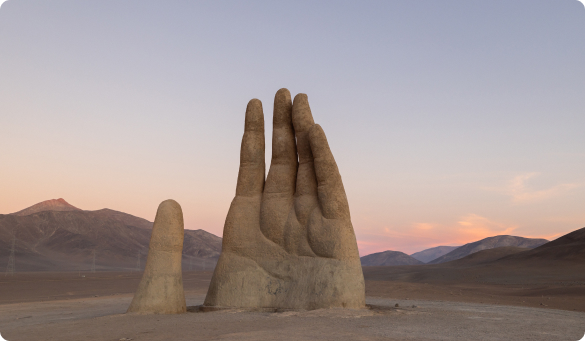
(0, 270, 584, 340)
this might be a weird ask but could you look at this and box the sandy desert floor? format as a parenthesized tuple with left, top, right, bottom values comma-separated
(364, 261, 585, 313)
(0, 271, 584, 340)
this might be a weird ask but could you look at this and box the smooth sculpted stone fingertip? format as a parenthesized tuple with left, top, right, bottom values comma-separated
(293, 93, 308, 103)
(237, 97, 266, 197)
(149, 200, 184, 252)
(127, 200, 186, 314)
(245, 99, 264, 132)
(292, 93, 315, 132)
(276, 88, 291, 97)
(273, 89, 293, 126)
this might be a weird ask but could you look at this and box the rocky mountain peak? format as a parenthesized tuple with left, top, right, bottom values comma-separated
(11, 198, 82, 216)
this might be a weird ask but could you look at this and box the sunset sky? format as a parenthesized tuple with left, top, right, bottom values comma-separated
(1, 1, 584, 255)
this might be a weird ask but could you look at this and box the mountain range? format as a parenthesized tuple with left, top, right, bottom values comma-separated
(3, 199, 577, 273)
(500, 227, 585, 263)
(0, 199, 222, 271)
(360, 250, 423, 266)
(361, 235, 549, 266)
(364, 227, 585, 279)
(427, 235, 548, 264)
(410, 246, 459, 263)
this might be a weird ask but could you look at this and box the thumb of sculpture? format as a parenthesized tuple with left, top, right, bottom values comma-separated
(127, 199, 186, 314)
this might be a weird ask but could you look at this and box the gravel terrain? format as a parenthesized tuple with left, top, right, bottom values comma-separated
(1, 293, 583, 341)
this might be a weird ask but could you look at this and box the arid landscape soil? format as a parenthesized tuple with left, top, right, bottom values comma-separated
(0, 267, 584, 340)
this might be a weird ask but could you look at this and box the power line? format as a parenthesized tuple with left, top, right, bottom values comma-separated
(5, 236, 15, 276)
(136, 250, 141, 271)
(91, 250, 96, 273)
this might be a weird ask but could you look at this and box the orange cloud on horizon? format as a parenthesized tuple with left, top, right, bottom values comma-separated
(356, 214, 523, 256)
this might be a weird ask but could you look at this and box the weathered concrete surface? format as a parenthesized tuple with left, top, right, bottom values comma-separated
(127, 200, 186, 314)
(204, 89, 365, 310)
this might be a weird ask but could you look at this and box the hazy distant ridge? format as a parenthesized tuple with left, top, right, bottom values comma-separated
(500, 227, 585, 262)
(428, 235, 548, 264)
(361, 250, 424, 266)
(410, 245, 459, 263)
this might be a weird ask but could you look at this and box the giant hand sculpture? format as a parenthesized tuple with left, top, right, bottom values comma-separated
(204, 89, 365, 310)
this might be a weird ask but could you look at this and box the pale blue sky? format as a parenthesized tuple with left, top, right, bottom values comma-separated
(1, 0, 584, 254)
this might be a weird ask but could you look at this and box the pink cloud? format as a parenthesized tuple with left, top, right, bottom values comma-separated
(355, 214, 519, 256)
(484, 173, 583, 204)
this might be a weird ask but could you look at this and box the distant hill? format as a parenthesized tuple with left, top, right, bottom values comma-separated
(0, 199, 222, 272)
(428, 235, 548, 264)
(11, 198, 81, 216)
(88, 208, 154, 230)
(410, 246, 459, 263)
(361, 250, 424, 266)
(445, 246, 530, 267)
(500, 227, 585, 263)
(363, 227, 585, 289)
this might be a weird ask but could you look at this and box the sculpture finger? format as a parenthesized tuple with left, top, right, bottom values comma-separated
(127, 199, 186, 314)
(261, 89, 297, 246)
(264, 88, 297, 195)
(308, 124, 350, 220)
(292, 93, 316, 169)
(236, 99, 265, 197)
(292, 94, 319, 226)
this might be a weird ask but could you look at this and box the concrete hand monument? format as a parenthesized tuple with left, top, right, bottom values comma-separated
(204, 89, 365, 310)
(127, 200, 186, 314)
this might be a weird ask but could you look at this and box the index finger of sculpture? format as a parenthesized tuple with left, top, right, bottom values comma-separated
(308, 124, 350, 220)
(235, 99, 266, 197)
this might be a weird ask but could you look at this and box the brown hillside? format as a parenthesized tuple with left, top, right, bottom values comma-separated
(428, 235, 548, 264)
(500, 227, 585, 263)
(361, 250, 424, 266)
(11, 198, 81, 216)
(0, 207, 221, 272)
(444, 246, 530, 267)
(410, 245, 459, 263)
(90, 208, 153, 230)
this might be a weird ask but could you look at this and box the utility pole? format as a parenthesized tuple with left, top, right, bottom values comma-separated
(91, 250, 96, 273)
(5, 236, 15, 276)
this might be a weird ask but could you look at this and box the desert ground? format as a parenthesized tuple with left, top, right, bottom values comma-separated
(0, 270, 584, 341)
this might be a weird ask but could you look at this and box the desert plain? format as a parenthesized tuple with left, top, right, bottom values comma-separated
(1, 262, 584, 341)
